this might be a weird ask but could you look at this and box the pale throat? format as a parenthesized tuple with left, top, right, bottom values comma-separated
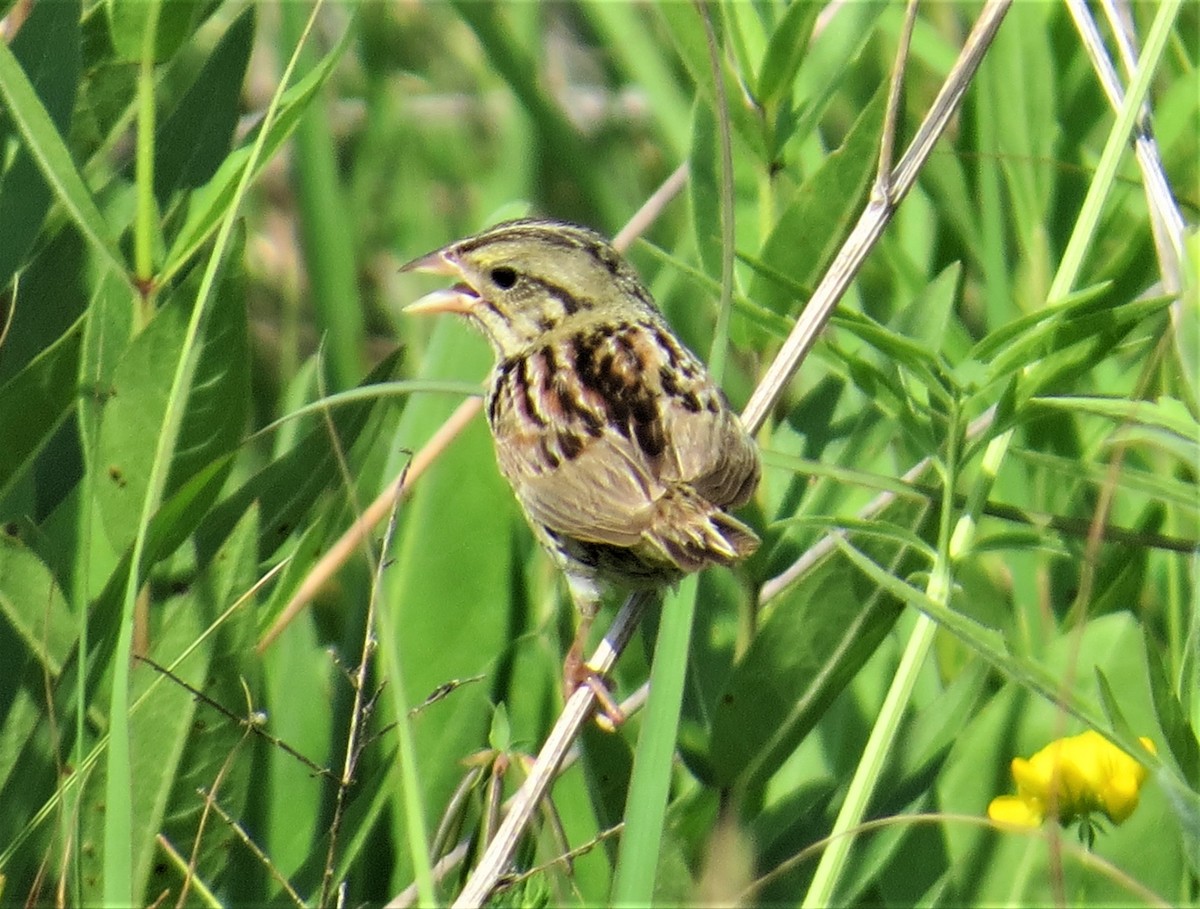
(472, 292, 586, 359)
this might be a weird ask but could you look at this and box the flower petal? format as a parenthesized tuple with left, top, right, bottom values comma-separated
(988, 795, 1044, 827)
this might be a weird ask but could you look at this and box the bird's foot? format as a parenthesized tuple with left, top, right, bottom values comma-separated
(563, 640, 626, 731)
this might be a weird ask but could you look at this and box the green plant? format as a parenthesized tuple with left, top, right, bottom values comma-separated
(0, 2, 1194, 906)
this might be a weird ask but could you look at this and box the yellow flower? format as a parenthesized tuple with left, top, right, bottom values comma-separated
(988, 731, 1156, 829)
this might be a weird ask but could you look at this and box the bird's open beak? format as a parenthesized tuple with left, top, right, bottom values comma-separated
(401, 249, 479, 316)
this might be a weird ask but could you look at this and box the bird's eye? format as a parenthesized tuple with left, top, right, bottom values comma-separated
(490, 266, 518, 290)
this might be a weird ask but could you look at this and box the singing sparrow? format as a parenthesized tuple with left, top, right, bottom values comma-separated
(403, 219, 760, 692)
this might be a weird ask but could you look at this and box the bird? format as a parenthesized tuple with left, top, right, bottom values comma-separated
(402, 218, 760, 710)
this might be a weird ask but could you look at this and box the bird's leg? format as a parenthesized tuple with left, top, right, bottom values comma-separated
(563, 575, 626, 728)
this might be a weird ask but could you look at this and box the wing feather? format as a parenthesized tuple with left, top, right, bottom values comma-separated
(487, 318, 759, 553)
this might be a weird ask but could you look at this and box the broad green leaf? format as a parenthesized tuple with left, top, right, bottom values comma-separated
(0, 533, 74, 678)
(92, 298, 188, 554)
(745, 85, 885, 322)
(154, 7, 255, 205)
(105, 0, 210, 63)
(195, 349, 401, 565)
(0, 319, 83, 502)
(700, 550, 908, 790)
(89, 227, 243, 562)
(0, 0, 80, 291)
(164, 228, 250, 499)
(894, 263, 962, 357)
(0, 12, 126, 279)
(78, 269, 137, 459)
(658, 3, 769, 162)
(162, 29, 351, 281)
(755, 0, 820, 108)
(689, 99, 721, 278)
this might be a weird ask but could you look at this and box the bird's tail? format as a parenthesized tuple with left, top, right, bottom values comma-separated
(642, 485, 759, 573)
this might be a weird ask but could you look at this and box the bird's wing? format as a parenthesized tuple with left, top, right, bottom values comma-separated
(489, 319, 758, 549)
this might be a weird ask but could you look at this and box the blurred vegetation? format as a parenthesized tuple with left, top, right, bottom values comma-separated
(0, 1, 1195, 906)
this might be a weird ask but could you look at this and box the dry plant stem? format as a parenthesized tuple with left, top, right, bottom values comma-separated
(388, 839, 472, 909)
(319, 465, 408, 908)
(1067, 0, 1185, 292)
(444, 4, 1013, 906)
(742, 0, 1010, 437)
(612, 162, 688, 252)
(256, 396, 481, 651)
(449, 591, 654, 908)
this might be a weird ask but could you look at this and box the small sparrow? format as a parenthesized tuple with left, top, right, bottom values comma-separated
(403, 218, 760, 701)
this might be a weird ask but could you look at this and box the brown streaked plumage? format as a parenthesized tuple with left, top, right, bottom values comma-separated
(403, 218, 760, 693)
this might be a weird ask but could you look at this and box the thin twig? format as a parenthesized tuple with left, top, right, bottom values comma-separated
(319, 460, 410, 907)
(443, 4, 1013, 905)
(135, 655, 335, 780)
(199, 790, 308, 907)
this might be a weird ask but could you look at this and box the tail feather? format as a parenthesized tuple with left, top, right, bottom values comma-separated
(642, 486, 759, 573)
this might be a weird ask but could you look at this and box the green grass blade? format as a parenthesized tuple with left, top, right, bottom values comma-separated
(612, 575, 698, 905)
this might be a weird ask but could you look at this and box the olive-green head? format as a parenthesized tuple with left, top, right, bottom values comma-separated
(403, 218, 656, 357)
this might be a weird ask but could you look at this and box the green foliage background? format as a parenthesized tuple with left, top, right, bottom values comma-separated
(0, 1, 1195, 906)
